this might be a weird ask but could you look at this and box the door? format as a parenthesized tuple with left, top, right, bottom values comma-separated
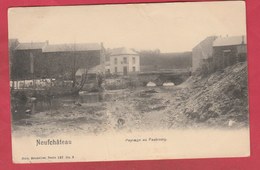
(223, 50, 232, 67)
(123, 66, 128, 76)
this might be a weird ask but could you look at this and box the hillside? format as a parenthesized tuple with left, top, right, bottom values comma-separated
(169, 62, 249, 128)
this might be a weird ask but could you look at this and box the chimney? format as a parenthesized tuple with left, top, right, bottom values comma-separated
(242, 35, 245, 44)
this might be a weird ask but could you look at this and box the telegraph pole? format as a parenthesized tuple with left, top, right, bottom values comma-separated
(30, 52, 35, 91)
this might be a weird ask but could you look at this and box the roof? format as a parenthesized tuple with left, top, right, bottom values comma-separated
(193, 36, 217, 50)
(15, 42, 47, 50)
(9, 39, 19, 44)
(88, 64, 104, 74)
(76, 68, 87, 76)
(108, 47, 138, 56)
(9, 39, 19, 49)
(192, 36, 217, 59)
(76, 64, 104, 76)
(42, 43, 101, 53)
(213, 36, 247, 47)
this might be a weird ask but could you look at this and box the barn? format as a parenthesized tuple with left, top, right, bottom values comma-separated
(212, 36, 247, 69)
(11, 41, 48, 80)
(42, 43, 105, 81)
(192, 36, 217, 73)
(192, 35, 247, 74)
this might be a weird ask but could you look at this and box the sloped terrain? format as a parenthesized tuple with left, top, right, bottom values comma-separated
(168, 62, 249, 128)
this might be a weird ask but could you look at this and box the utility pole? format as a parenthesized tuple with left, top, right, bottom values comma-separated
(30, 52, 35, 91)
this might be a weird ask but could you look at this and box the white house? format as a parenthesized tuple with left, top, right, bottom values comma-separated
(105, 47, 140, 75)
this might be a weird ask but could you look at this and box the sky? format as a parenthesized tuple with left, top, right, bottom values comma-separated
(8, 1, 247, 53)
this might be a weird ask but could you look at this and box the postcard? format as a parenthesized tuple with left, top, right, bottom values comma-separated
(8, 0, 250, 163)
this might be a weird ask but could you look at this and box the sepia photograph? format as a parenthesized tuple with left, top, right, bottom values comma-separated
(8, 0, 250, 163)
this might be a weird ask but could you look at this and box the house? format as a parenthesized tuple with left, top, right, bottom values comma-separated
(75, 64, 105, 91)
(192, 35, 247, 73)
(212, 36, 247, 69)
(75, 64, 104, 80)
(105, 47, 140, 75)
(192, 36, 217, 73)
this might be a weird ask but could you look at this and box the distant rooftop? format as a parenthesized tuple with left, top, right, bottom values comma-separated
(12, 40, 102, 52)
(42, 43, 101, 53)
(15, 42, 47, 50)
(9, 39, 19, 44)
(76, 64, 104, 76)
(213, 36, 247, 47)
(108, 47, 138, 56)
(9, 39, 19, 49)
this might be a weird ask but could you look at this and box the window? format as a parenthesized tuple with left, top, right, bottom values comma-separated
(115, 67, 117, 73)
(133, 66, 136, 72)
(132, 57, 135, 64)
(106, 55, 110, 61)
(123, 57, 127, 64)
(114, 58, 117, 64)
